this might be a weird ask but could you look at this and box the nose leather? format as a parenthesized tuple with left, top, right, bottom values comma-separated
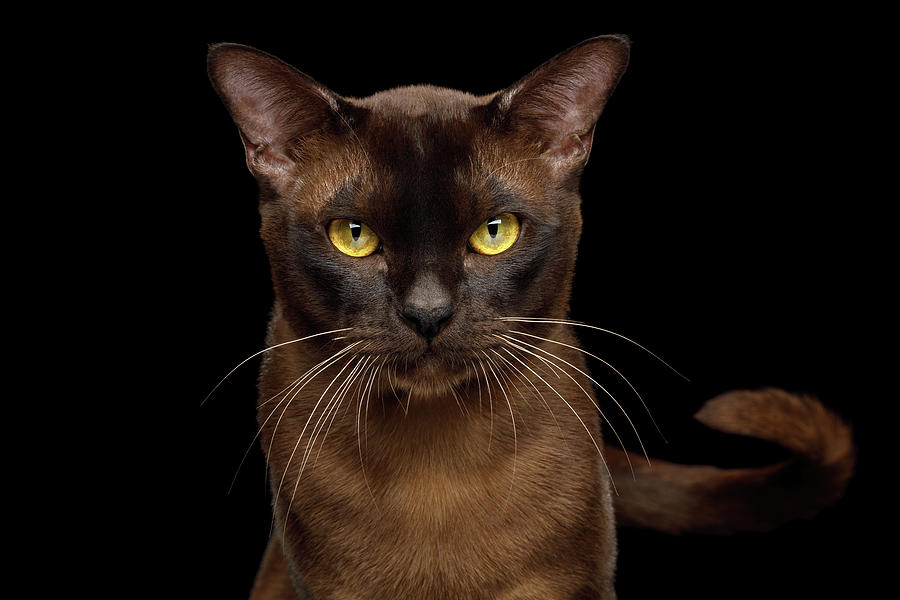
(401, 272, 454, 341)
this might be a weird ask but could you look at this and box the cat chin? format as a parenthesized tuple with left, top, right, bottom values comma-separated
(395, 379, 459, 401)
(389, 355, 470, 400)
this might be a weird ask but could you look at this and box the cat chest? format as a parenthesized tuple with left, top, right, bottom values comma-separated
(285, 442, 601, 597)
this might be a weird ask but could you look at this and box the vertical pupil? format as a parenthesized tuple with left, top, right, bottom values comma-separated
(349, 221, 361, 241)
(487, 218, 501, 238)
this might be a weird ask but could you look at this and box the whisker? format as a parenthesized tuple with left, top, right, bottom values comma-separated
(449, 383, 469, 417)
(513, 343, 564, 380)
(487, 350, 535, 418)
(349, 354, 376, 423)
(201, 327, 353, 407)
(491, 348, 546, 407)
(404, 363, 413, 415)
(481, 350, 518, 513)
(507, 329, 666, 442)
(478, 358, 495, 450)
(499, 333, 647, 470)
(259, 342, 364, 490)
(470, 359, 483, 414)
(496, 317, 687, 380)
(386, 358, 407, 415)
(286, 354, 371, 541)
(377, 356, 388, 413)
(341, 354, 372, 418)
(309, 354, 369, 470)
(493, 336, 619, 493)
(258, 340, 362, 409)
(485, 350, 529, 411)
(363, 357, 382, 452)
(355, 359, 382, 514)
(492, 347, 568, 448)
(349, 357, 375, 449)
(273, 351, 362, 536)
(227, 342, 360, 494)
(484, 351, 527, 428)
(264, 342, 366, 486)
(461, 362, 474, 414)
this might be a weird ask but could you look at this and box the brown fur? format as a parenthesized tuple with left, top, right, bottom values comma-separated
(608, 388, 855, 535)
(207, 38, 855, 599)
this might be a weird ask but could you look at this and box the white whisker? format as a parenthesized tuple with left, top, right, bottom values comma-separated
(202, 327, 353, 407)
(355, 358, 382, 513)
(483, 351, 527, 422)
(449, 383, 469, 417)
(309, 354, 368, 470)
(482, 350, 518, 512)
(496, 317, 687, 380)
(478, 358, 495, 451)
(499, 333, 647, 470)
(264, 342, 365, 487)
(262, 342, 365, 490)
(492, 347, 568, 449)
(386, 358, 407, 415)
(492, 336, 619, 493)
(227, 341, 360, 494)
(507, 329, 666, 442)
(286, 354, 371, 540)
(274, 350, 362, 537)
(363, 357, 382, 452)
(471, 359, 483, 414)
(258, 340, 362, 409)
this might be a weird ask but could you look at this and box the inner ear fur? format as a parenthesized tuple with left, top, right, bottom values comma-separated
(207, 43, 346, 175)
(493, 35, 630, 168)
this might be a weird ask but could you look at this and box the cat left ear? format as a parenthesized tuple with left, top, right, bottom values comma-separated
(493, 35, 630, 172)
(207, 43, 344, 177)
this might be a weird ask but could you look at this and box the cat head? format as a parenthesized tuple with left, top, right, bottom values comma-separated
(208, 37, 629, 395)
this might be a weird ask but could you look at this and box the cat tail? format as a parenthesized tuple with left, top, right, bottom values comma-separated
(606, 387, 855, 534)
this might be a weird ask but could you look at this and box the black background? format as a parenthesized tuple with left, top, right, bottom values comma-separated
(153, 12, 876, 599)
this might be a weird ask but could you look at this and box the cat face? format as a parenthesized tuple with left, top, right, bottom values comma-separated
(208, 38, 629, 395)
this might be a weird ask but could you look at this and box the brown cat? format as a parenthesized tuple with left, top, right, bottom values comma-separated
(207, 36, 855, 599)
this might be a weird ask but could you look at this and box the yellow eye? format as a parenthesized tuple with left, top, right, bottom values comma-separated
(469, 213, 520, 255)
(327, 219, 380, 257)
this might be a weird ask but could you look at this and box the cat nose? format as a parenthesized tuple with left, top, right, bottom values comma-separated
(400, 273, 455, 341)
(401, 304, 455, 341)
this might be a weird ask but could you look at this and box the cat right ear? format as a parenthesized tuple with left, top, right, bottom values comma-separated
(493, 36, 630, 173)
(207, 43, 341, 177)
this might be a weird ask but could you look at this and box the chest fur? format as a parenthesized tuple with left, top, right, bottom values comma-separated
(257, 334, 614, 599)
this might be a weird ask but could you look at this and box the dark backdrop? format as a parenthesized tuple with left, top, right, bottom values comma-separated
(165, 14, 871, 599)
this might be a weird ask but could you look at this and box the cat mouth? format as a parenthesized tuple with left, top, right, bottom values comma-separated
(388, 349, 470, 398)
(407, 349, 452, 374)
(419, 346, 438, 358)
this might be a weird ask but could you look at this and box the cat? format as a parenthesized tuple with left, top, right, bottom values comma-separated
(206, 36, 855, 599)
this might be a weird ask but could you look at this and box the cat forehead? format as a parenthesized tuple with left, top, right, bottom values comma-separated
(347, 86, 544, 191)
(290, 86, 552, 216)
(353, 85, 488, 119)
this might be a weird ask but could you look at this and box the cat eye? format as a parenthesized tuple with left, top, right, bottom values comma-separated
(327, 219, 380, 257)
(468, 213, 520, 255)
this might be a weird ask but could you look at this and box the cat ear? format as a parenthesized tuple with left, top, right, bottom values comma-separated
(207, 43, 343, 176)
(493, 35, 630, 171)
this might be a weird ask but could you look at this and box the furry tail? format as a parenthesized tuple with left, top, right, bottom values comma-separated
(607, 388, 855, 535)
